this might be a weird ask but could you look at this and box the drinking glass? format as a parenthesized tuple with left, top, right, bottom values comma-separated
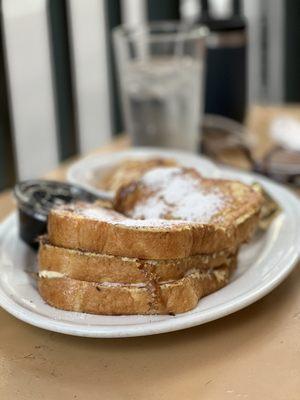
(113, 22, 207, 152)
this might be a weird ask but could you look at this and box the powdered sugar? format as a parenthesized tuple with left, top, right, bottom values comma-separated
(130, 196, 168, 220)
(129, 167, 224, 222)
(95, 281, 146, 288)
(80, 207, 121, 222)
(77, 205, 187, 228)
(39, 268, 226, 287)
(118, 218, 187, 228)
(141, 167, 182, 186)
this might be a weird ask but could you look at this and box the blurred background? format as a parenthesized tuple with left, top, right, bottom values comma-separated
(0, 0, 300, 191)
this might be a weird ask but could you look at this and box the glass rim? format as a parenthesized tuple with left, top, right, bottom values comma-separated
(113, 21, 208, 43)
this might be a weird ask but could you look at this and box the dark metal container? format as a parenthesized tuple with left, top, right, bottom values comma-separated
(199, 0, 247, 122)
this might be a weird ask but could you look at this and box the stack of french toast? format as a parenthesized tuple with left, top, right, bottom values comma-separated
(38, 166, 263, 315)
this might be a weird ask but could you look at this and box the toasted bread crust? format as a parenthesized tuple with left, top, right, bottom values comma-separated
(48, 210, 193, 259)
(38, 263, 236, 315)
(48, 206, 259, 259)
(39, 241, 236, 283)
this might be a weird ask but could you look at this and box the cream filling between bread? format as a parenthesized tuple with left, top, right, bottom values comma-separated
(38, 267, 228, 286)
(213, 269, 227, 283)
(39, 270, 145, 286)
(39, 271, 65, 279)
(44, 243, 231, 264)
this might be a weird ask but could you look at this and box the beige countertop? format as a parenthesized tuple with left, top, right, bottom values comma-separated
(0, 106, 300, 399)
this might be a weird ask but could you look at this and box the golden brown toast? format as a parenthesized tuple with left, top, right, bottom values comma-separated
(38, 261, 236, 315)
(48, 168, 262, 259)
(48, 203, 257, 258)
(39, 241, 236, 284)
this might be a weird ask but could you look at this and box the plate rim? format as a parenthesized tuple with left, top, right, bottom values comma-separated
(0, 168, 299, 338)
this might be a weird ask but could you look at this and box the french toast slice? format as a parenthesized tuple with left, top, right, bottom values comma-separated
(48, 168, 262, 259)
(115, 167, 262, 225)
(38, 261, 236, 315)
(48, 204, 198, 259)
(39, 241, 236, 284)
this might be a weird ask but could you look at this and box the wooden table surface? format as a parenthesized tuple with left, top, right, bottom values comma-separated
(0, 106, 300, 400)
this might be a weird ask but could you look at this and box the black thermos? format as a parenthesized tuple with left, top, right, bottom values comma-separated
(199, 0, 247, 122)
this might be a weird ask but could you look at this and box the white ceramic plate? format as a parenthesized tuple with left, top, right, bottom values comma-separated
(0, 161, 299, 337)
(67, 148, 219, 199)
